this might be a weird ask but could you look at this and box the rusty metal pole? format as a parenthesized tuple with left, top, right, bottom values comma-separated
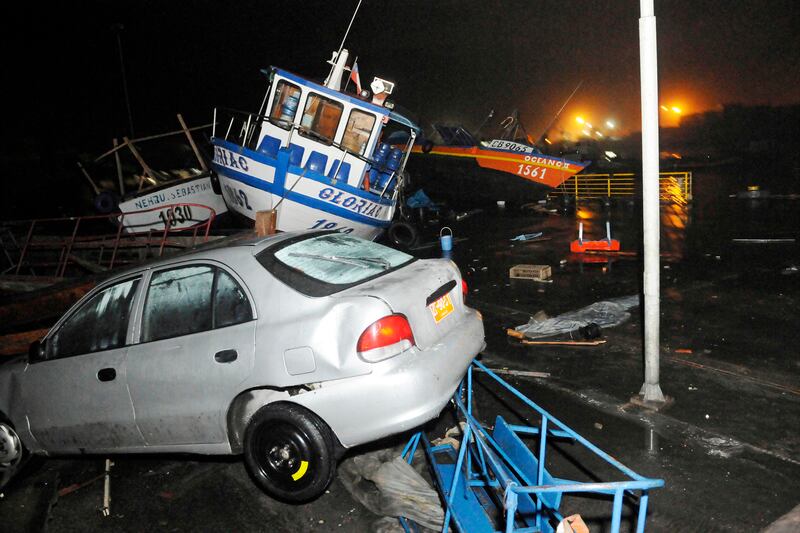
(638, 0, 667, 404)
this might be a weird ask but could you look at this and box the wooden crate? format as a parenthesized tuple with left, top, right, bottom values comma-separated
(509, 264, 551, 281)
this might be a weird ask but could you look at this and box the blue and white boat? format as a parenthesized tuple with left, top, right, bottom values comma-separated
(210, 49, 419, 240)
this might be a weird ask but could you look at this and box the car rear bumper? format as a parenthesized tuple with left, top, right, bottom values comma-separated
(291, 309, 485, 448)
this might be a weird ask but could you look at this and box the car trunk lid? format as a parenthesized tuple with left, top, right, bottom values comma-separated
(332, 259, 467, 350)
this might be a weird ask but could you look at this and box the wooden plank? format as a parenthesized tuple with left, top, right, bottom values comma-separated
(177, 114, 208, 171)
(0, 328, 49, 356)
(0, 280, 97, 330)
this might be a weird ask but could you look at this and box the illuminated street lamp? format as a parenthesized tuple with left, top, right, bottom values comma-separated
(575, 116, 585, 124)
(606, 120, 616, 129)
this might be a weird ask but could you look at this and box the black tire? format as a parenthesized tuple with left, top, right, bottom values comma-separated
(94, 191, 119, 214)
(387, 221, 418, 249)
(0, 415, 26, 490)
(243, 403, 336, 503)
(209, 170, 222, 195)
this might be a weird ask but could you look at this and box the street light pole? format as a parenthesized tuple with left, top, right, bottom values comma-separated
(113, 23, 135, 138)
(638, 0, 667, 404)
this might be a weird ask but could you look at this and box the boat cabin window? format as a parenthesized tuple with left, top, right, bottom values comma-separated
(341, 109, 376, 155)
(269, 80, 302, 129)
(300, 93, 343, 142)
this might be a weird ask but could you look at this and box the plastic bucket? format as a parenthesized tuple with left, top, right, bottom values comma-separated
(440, 226, 453, 251)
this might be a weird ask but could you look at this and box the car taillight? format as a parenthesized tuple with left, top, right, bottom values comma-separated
(461, 279, 468, 298)
(357, 314, 415, 363)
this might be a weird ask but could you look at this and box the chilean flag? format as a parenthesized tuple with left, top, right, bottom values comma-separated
(350, 61, 362, 94)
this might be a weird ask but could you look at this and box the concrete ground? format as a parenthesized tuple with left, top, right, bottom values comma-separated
(2, 169, 799, 531)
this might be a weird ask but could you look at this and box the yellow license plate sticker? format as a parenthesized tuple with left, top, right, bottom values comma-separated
(429, 293, 454, 323)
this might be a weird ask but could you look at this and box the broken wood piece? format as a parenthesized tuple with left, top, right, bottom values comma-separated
(255, 210, 278, 237)
(102, 459, 113, 517)
(506, 328, 526, 339)
(0, 328, 50, 357)
(507, 330, 606, 346)
(479, 367, 551, 379)
(519, 339, 606, 346)
(58, 474, 105, 497)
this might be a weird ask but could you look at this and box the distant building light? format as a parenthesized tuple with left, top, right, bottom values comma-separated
(606, 120, 616, 129)
(581, 129, 591, 136)
(595, 131, 604, 137)
(585, 122, 593, 129)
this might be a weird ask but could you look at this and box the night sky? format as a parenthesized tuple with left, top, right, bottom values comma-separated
(4, 0, 799, 153)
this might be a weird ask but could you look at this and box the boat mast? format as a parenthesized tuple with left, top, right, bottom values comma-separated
(324, 0, 364, 89)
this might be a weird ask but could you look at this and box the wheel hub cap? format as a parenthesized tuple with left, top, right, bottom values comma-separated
(0, 424, 21, 465)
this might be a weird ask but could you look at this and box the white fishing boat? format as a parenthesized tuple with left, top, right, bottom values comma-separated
(85, 115, 228, 234)
(209, 48, 419, 240)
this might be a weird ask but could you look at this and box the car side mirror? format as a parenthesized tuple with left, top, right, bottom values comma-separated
(28, 339, 46, 363)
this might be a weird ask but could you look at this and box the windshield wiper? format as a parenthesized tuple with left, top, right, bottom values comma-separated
(288, 253, 391, 270)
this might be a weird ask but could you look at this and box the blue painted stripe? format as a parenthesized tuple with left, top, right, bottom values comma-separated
(212, 138, 393, 206)
(211, 162, 279, 194)
(283, 190, 392, 228)
(213, 163, 391, 228)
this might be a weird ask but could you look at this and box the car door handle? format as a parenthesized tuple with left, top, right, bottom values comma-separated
(214, 349, 238, 363)
(97, 368, 116, 382)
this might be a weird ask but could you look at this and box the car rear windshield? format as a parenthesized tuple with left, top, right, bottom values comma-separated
(257, 232, 414, 296)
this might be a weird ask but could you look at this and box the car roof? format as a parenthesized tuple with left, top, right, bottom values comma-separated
(98, 230, 310, 281)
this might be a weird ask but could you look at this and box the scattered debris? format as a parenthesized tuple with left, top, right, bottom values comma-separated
(338, 446, 443, 531)
(455, 208, 483, 221)
(732, 238, 795, 244)
(478, 366, 551, 379)
(57, 474, 105, 497)
(406, 189, 439, 209)
(512, 295, 638, 340)
(557, 514, 589, 533)
(102, 459, 113, 517)
(509, 264, 552, 281)
(510, 232, 543, 241)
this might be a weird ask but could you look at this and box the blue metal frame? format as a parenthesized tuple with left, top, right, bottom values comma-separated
(402, 359, 664, 533)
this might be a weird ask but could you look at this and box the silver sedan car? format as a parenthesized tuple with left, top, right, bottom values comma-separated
(0, 231, 484, 501)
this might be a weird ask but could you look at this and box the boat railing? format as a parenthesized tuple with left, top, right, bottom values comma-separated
(549, 171, 693, 204)
(0, 203, 217, 279)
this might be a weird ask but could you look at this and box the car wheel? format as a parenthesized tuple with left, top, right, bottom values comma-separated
(243, 403, 336, 503)
(0, 417, 25, 490)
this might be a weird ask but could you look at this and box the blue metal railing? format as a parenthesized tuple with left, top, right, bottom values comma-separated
(403, 359, 664, 533)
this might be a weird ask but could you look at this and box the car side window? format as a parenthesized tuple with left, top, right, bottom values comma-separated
(142, 265, 214, 342)
(214, 269, 253, 329)
(50, 278, 140, 359)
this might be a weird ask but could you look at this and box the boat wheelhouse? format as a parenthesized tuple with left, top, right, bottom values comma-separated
(210, 50, 419, 240)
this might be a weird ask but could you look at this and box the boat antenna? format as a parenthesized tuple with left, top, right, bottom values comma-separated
(538, 80, 583, 142)
(326, 0, 364, 84)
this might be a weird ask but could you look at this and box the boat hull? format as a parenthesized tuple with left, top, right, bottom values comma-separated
(406, 144, 587, 207)
(117, 175, 228, 233)
(211, 139, 394, 241)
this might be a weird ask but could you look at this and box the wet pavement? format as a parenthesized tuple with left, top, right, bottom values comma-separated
(2, 168, 799, 531)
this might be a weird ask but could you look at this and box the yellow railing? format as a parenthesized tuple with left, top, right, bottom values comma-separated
(549, 171, 692, 204)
